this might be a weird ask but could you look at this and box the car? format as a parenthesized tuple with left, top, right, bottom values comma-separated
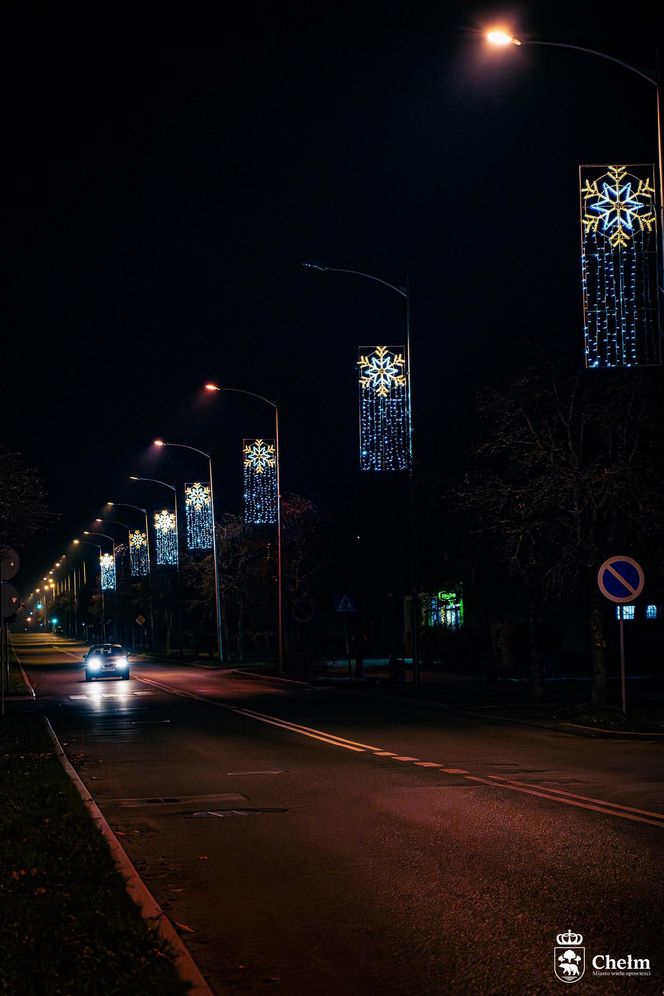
(84, 644, 131, 681)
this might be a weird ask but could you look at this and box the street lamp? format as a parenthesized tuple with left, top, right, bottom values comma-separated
(484, 28, 664, 267)
(152, 440, 224, 663)
(303, 261, 420, 685)
(204, 382, 284, 672)
(74, 538, 106, 640)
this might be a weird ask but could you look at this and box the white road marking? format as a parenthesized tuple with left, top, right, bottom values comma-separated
(129, 674, 664, 831)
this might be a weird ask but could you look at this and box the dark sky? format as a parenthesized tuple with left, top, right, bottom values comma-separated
(3, 1, 662, 586)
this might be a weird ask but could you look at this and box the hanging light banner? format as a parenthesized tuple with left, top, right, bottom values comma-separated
(358, 345, 411, 471)
(184, 482, 214, 550)
(243, 439, 277, 524)
(129, 529, 149, 576)
(100, 552, 116, 591)
(580, 163, 661, 368)
(154, 509, 178, 566)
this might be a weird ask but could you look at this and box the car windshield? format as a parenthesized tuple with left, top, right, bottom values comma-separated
(95, 645, 125, 656)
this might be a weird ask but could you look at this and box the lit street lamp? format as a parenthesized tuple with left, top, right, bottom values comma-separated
(485, 27, 664, 272)
(303, 261, 420, 685)
(204, 382, 284, 672)
(153, 440, 224, 663)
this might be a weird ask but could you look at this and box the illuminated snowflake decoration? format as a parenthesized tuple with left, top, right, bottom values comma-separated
(185, 482, 211, 510)
(583, 165, 655, 248)
(358, 346, 406, 398)
(243, 439, 276, 475)
(155, 510, 176, 533)
(129, 530, 147, 548)
(100, 552, 116, 591)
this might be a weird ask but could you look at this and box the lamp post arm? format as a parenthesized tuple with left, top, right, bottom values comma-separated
(219, 387, 277, 409)
(130, 477, 175, 491)
(161, 441, 210, 459)
(525, 40, 656, 86)
(307, 264, 407, 298)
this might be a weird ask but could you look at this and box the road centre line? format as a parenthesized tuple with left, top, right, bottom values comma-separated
(465, 775, 664, 830)
(235, 707, 383, 751)
(132, 676, 664, 830)
(487, 774, 664, 821)
(134, 677, 375, 752)
(51, 646, 85, 660)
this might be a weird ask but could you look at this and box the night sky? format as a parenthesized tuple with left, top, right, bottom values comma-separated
(4, 1, 662, 586)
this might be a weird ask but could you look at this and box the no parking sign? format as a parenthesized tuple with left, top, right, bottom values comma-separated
(597, 556, 644, 604)
(597, 555, 645, 716)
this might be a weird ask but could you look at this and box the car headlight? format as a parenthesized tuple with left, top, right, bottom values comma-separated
(117, 658, 128, 668)
(88, 657, 101, 670)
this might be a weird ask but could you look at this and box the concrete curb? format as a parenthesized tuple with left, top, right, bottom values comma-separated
(230, 668, 313, 688)
(449, 708, 664, 741)
(42, 716, 213, 996)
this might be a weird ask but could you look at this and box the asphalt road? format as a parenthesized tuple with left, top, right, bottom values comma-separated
(12, 633, 664, 995)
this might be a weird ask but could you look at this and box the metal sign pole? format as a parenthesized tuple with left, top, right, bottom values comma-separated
(619, 611, 626, 715)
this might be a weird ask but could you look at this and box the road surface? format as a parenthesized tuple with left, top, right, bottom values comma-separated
(12, 634, 664, 995)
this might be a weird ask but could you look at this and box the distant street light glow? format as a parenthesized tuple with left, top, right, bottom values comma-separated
(487, 29, 521, 46)
(205, 383, 221, 392)
(154, 439, 165, 447)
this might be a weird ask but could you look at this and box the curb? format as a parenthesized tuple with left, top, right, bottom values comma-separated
(42, 716, 213, 996)
(449, 708, 664, 741)
(230, 668, 314, 688)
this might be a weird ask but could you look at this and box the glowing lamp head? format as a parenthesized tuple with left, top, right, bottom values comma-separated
(486, 28, 521, 46)
(95, 518, 103, 523)
(154, 439, 165, 447)
(73, 539, 80, 545)
(205, 383, 221, 392)
(84, 531, 90, 535)
(129, 476, 139, 481)
(106, 502, 114, 507)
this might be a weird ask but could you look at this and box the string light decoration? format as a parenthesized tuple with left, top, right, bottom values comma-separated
(358, 345, 411, 470)
(243, 439, 277, 524)
(100, 552, 116, 591)
(185, 482, 214, 550)
(580, 164, 661, 368)
(154, 510, 178, 566)
(129, 530, 149, 576)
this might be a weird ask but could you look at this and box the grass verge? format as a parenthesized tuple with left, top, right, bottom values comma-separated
(0, 712, 189, 996)
(551, 702, 664, 733)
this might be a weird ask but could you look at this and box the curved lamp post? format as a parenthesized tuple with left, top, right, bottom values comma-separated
(153, 441, 224, 664)
(204, 383, 284, 672)
(74, 538, 106, 641)
(485, 28, 664, 276)
(303, 261, 420, 686)
(106, 501, 155, 647)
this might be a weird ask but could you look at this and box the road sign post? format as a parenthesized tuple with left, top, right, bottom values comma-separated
(597, 556, 645, 715)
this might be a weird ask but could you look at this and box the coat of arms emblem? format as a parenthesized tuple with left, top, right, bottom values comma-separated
(554, 931, 585, 984)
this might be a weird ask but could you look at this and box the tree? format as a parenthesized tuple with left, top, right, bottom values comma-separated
(0, 448, 53, 547)
(455, 366, 664, 705)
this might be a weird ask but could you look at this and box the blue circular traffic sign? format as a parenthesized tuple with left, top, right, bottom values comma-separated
(597, 556, 645, 604)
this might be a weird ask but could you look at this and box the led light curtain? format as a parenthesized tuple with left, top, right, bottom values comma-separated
(154, 510, 178, 566)
(243, 439, 277, 524)
(100, 552, 116, 591)
(129, 529, 149, 576)
(358, 345, 411, 471)
(185, 482, 214, 550)
(580, 164, 661, 368)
